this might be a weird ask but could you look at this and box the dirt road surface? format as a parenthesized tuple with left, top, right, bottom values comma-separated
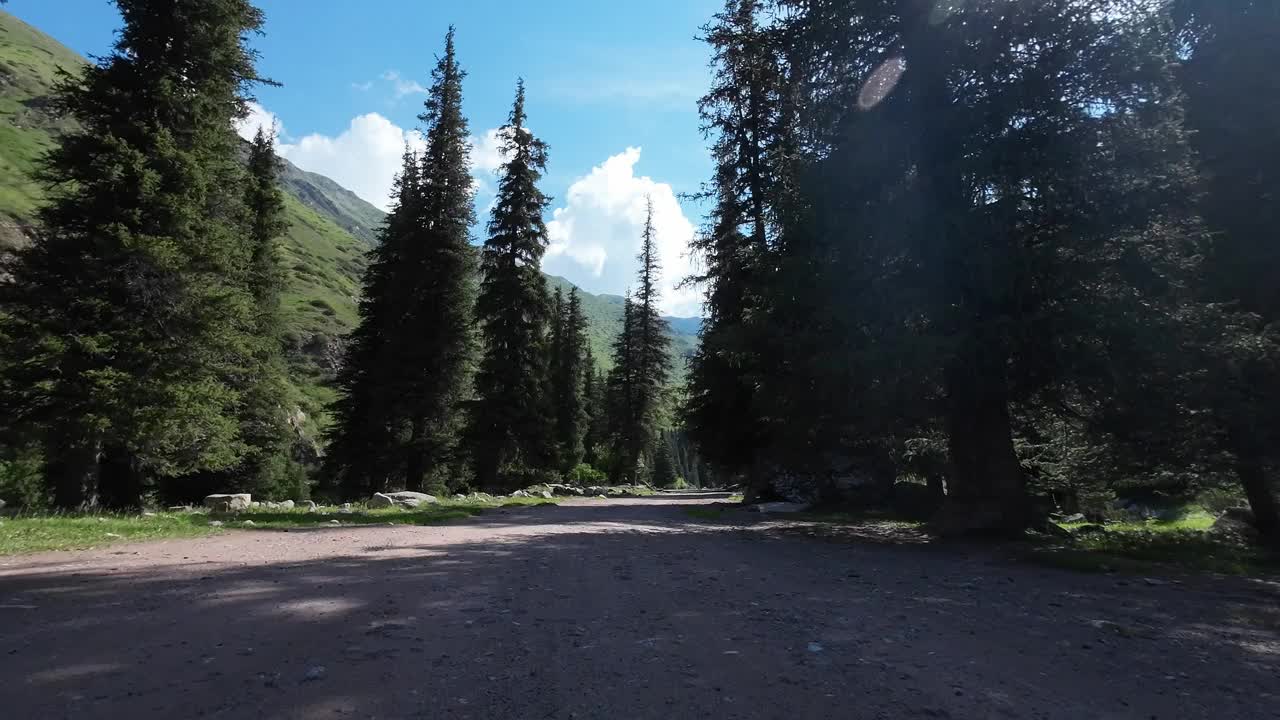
(1, 493, 1277, 719)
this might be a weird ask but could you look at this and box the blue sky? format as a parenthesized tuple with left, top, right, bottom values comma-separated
(12, 0, 718, 315)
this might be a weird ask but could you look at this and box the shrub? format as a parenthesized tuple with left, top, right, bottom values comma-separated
(0, 450, 46, 510)
(567, 463, 606, 486)
(1197, 486, 1248, 515)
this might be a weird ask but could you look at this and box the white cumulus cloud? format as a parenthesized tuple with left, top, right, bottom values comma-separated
(235, 102, 283, 142)
(544, 147, 701, 317)
(279, 113, 425, 211)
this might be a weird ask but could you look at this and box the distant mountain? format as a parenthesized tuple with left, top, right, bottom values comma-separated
(545, 276, 701, 374)
(0, 9, 700, 414)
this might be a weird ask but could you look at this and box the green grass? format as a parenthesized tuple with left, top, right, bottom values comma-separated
(0, 497, 557, 555)
(1028, 530, 1277, 576)
(1033, 508, 1276, 576)
(1059, 508, 1217, 534)
(0, 512, 220, 555)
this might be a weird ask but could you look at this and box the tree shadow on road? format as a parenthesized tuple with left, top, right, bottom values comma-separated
(0, 500, 1278, 719)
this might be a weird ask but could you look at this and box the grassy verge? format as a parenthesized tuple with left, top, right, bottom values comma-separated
(0, 497, 556, 555)
(0, 512, 220, 555)
(1028, 526, 1277, 576)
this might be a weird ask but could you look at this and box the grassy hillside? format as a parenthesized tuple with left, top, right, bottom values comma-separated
(0, 9, 698, 414)
(0, 11, 81, 240)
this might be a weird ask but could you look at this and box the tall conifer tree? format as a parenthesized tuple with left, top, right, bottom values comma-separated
(467, 80, 554, 490)
(1, 0, 269, 508)
(552, 288, 589, 472)
(323, 148, 423, 496)
(325, 28, 476, 496)
(606, 202, 673, 483)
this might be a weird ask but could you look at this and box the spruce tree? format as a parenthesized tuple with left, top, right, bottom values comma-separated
(605, 292, 638, 482)
(323, 148, 423, 497)
(552, 288, 589, 472)
(467, 80, 554, 490)
(606, 202, 673, 483)
(397, 28, 478, 493)
(0, 0, 269, 508)
(221, 126, 292, 498)
(686, 0, 792, 485)
(1176, 0, 1280, 544)
(581, 345, 607, 469)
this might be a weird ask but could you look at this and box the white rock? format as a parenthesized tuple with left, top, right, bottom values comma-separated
(301, 501, 318, 512)
(511, 490, 529, 498)
(242, 520, 256, 527)
(277, 500, 295, 510)
(370, 491, 437, 509)
(203, 494, 251, 512)
(209, 520, 224, 527)
(329, 519, 341, 525)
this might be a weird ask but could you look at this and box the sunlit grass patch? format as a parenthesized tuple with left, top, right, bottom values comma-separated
(0, 511, 219, 555)
(0, 496, 557, 555)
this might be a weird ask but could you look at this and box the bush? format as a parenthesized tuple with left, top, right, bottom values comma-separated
(671, 476, 690, 490)
(1197, 486, 1248, 515)
(0, 450, 46, 510)
(567, 463, 606, 486)
(498, 466, 563, 492)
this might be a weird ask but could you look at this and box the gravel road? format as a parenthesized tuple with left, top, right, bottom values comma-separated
(1, 492, 1277, 719)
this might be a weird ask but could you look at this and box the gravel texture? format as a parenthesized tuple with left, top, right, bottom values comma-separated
(1, 492, 1277, 719)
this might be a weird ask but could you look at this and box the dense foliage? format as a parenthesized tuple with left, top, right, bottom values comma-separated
(684, 0, 1279, 544)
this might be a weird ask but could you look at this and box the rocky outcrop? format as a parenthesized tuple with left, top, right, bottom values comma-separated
(203, 494, 251, 513)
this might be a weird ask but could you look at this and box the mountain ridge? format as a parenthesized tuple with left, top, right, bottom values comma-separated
(0, 9, 698, 403)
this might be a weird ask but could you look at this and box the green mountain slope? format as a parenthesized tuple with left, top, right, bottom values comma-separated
(0, 9, 698, 409)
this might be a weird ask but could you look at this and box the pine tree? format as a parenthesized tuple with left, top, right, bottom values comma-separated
(0, 0, 269, 508)
(754, 0, 1203, 533)
(552, 288, 589, 472)
(606, 201, 673, 483)
(686, 0, 791, 484)
(325, 29, 476, 497)
(651, 436, 678, 489)
(226, 126, 292, 497)
(605, 292, 638, 482)
(323, 148, 423, 497)
(397, 28, 478, 493)
(1175, 0, 1280, 544)
(581, 345, 607, 469)
(467, 80, 554, 490)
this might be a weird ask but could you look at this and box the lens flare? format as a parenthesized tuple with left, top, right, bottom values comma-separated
(858, 57, 907, 110)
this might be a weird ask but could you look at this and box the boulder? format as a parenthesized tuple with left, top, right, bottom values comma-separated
(301, 501, 318, 512)
(369, 491, 437, 510)
(203, 494, 251, 513)
(1056, 513, 1086, 524)
(1211, 508, 1257, 541)
(511, 490, 529, 498)
(0, 498, 6, 510)
(277, 500, 295, 510)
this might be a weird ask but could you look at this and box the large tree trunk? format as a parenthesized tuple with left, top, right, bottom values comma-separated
(46, 437, 99, 509)
(1236, 454, 1280, 547)
(96, 443, 143, 509)
(934, 356, 1029, 536)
